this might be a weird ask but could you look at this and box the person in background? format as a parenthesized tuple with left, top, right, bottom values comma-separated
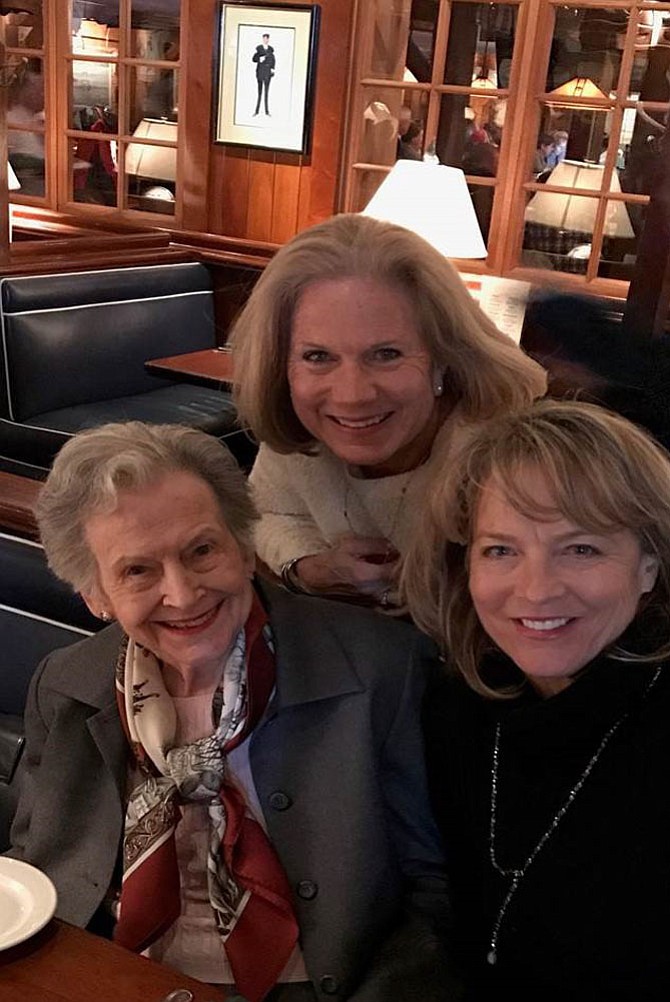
(403, 399, 670, 1001)
(8, 421, 457, 1002)
(532, 133, 555, 175)
(230, 213, 546, 610)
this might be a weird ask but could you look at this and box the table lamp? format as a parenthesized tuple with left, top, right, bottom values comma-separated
(525, 160, 634, 238)
(125, 118, 177, 188)
(362, 160, 487, 258)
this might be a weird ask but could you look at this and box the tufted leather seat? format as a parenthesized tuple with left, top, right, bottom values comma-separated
(0, 262, 253, 479)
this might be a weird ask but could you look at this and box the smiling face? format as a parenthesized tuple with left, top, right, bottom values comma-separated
(287, 276, 441, 476)
(82, 471, 254, 690)
(468, 468, 659, 697)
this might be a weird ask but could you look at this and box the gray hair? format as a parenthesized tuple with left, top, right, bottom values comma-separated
(37, 422, 259, 593)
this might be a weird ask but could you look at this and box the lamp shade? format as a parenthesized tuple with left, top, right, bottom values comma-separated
(363, 161, 487, 258)
(525, 160, 634, 238)
(547, 77, 608, 107)
(125, 118, 177, 182)
(7, 162, 21, 191)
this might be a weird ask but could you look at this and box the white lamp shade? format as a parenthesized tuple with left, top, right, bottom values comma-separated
(525, 160, 634, 239)
(125, 119, 177, 182)
(363, 161, 487, 258)
(7, 162, 21, 191)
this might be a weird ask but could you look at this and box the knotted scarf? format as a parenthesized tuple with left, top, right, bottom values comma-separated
(113, 594, 299, 1001)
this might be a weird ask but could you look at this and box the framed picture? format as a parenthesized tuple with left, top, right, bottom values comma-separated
(215, 3, 320, 154)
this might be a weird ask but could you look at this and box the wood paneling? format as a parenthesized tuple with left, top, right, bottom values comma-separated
(183, 0, 357, 242)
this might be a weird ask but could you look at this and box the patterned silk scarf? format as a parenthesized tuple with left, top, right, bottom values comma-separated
(113, 594, 299, 1002)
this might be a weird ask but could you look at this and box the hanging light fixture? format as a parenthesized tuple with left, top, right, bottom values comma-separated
(547, 77, 608, 108)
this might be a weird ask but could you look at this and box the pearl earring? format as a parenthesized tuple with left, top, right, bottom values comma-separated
(433, 377, 444, 397)
(100, 610, 111, 622)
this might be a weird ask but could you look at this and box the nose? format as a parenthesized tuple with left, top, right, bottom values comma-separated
(329, 360, 377, 407)
(161, 562, 203, 608)
(514, 554, 566, 604)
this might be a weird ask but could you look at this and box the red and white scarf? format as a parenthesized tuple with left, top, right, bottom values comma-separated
(113, 595, 298, 1002)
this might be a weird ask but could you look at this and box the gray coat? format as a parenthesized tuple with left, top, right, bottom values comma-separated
(9, 584, 459, 1000)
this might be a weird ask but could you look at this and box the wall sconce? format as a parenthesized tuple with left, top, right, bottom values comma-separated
(362, 160, 487, 259)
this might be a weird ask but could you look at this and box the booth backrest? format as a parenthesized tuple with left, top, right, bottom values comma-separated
(0, 262, 217, 421)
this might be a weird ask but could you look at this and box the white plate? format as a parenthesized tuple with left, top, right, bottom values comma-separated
(0, 857, 57, 950)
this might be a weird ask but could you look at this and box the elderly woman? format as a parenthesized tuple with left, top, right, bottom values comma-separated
(402, 399, 670, 1001)
(8, 422, 456, 1002)
(230, 213, 545, 608)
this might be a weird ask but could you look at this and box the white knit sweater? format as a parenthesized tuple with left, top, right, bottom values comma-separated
(250, 411, 476, 573)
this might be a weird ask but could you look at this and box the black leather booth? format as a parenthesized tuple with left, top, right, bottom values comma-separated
(0, 531, 102, 850)
(0, 262, 253, 479)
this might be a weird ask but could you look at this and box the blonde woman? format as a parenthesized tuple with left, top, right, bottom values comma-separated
(231, 213, 546, 608)
(403, 399, 670, 1000)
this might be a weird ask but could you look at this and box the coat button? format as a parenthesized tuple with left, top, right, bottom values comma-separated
(296, 879, 318, 900)
(319, 975, 339, 995)
(268, 791, 292, 811)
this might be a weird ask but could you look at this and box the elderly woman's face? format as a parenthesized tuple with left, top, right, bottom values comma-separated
(82, 471, 254, 679)
(288, 276, 439, 476)
(468, 468, 659, 697)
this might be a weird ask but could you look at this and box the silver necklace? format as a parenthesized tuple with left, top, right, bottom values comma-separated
(486, 665, 662, 966)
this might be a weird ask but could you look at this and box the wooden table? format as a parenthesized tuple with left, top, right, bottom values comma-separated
(0, 919, 228, 1002)
(145, 348, 235, 390)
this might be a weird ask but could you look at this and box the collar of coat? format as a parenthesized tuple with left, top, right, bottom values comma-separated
(47, 579, 370, 712)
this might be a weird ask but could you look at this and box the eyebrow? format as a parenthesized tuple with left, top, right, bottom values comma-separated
(474, 528, 603, 543)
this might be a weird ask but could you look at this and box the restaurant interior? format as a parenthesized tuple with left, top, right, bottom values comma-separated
(2, 1, 670, 996)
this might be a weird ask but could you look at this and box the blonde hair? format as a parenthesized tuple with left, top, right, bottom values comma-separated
(230, 213, 546, 453)
(37, 422, 259, 594)
(401, 399, 670, 698)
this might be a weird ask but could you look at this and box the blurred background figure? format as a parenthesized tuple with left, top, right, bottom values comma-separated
(521, 292, 670, 452)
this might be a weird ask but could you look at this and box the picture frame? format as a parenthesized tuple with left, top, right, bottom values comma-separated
(214, 3, 320, 155)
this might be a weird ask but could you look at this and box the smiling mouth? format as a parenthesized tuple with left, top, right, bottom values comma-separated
(329, 413, 392, 429)
(158, 603, 222, 633)
(518, 617, 574, 632)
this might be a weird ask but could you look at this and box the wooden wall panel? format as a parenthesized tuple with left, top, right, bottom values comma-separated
(182, 0, 356, 243)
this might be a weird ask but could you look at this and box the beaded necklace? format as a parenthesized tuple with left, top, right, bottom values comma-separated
(486, 664, 662, 966)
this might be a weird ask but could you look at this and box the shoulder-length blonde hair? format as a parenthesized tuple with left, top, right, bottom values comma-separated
(230, 213, 546, 453)
(401, 399, 670, 698)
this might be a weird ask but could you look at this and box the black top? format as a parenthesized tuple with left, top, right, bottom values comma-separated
(424, 654, 670, 1001)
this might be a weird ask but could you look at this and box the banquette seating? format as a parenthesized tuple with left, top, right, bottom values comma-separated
(0, 261, 254, 479)
(0, 529, 102, 851)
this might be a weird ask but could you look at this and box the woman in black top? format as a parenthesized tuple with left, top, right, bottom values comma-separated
(403, 399, 670, 1001)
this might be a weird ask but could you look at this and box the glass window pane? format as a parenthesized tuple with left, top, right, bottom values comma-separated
(358, 87, 427, 165)
(597, 200, 645, 280)
(71, 137, 117, 205)
(437, 94, 505, 177)
(532, 109, 610, 181)
(3, 7, 44, 49)
(8, 130, 46, 197)
(368, 0, 437, 83)
(629, 11, 670, 98)
(545, 7, 627, 96)
(71, 1, 120, 57)
(125, 139, 176, 215)
(444, 4, 517, 88)
(7, 60, 45, 196)
(71, 60, 119, 131)
(619, 105, 669, 197)
(129, 66, 179, 132)
(130, 0, 180, 60)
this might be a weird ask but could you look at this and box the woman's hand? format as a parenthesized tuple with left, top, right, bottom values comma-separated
(295, 535, 398, 600)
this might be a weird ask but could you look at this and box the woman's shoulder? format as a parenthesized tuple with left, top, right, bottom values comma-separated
(34, 623, 122, 701)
